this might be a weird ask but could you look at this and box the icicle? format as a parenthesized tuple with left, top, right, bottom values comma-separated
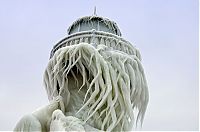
(69, 40, 73, 46)
(75, 39, 79, 44)
(84, 37, 89, 43)
(105, 38, 111, 47)
(44, 42, 148, 131)
(110, 39, 116, 49)
(78, 22, 81, 32)
(97, 20, 100, 30)
(79, 37, 84, 43)
(100, 37, 105, 45)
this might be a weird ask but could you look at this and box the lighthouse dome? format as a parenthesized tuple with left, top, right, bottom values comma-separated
(67, 16, 122, 36)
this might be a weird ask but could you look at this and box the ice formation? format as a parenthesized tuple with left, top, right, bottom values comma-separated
(14, 15, 149, 132)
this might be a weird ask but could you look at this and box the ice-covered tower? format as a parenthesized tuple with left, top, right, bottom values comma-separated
(45, 15, 149, 131)
(14, 14, 148, 131)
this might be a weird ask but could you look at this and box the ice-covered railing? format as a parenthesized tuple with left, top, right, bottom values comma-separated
(50, 30, 141, 60)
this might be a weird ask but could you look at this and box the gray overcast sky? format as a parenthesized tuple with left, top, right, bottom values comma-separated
(0, 0, 198, 131)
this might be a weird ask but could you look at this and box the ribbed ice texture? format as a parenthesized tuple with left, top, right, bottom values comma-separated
(44, 43, 149, 131)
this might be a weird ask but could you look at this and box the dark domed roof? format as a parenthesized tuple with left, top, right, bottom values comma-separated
(67, 16, 122, 36)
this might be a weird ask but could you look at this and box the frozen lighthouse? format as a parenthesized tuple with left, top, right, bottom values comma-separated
(14, 13, 149, 131)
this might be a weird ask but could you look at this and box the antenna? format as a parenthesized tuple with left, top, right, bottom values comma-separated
(93, 6, 97, 16)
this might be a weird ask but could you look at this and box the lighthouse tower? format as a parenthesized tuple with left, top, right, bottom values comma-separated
(15, 14, 148, 131)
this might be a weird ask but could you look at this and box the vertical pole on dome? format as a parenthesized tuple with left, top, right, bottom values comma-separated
(93, 6, 97, 16)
